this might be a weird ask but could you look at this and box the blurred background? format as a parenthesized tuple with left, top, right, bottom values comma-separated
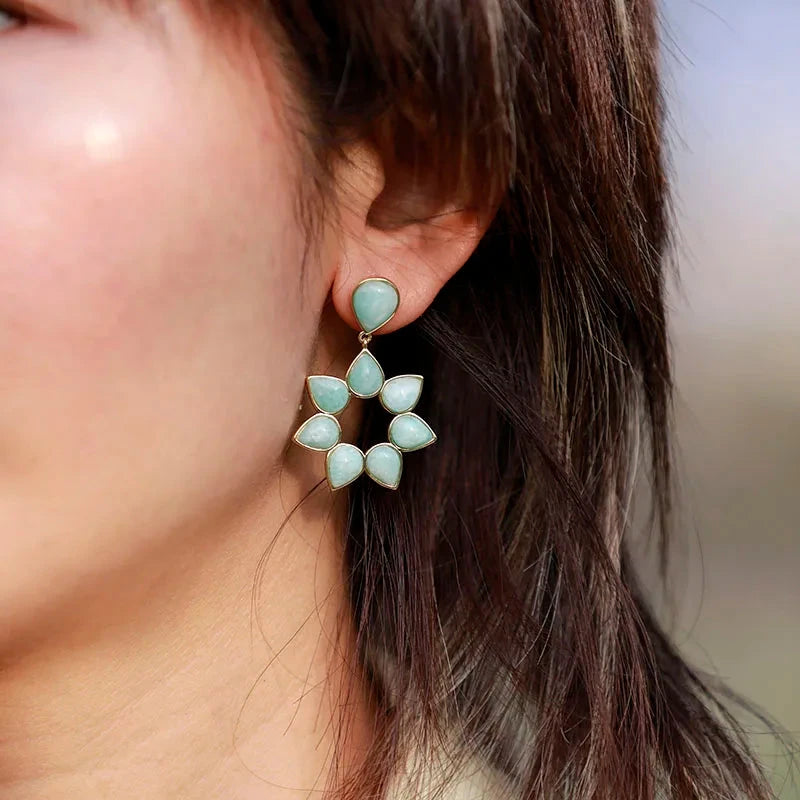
(659, 1, 798, 794)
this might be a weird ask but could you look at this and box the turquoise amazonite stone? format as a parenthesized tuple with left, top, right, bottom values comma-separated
(307, 375, 349, 415)
(293, 413, 341, 451)
(388, 413, 436, 452)
(352, 279, 400, 334)
(365, 444, 403, 489)
(326, 443, 365, 489)
(380, 375, 423, 414)
(346, 350, 384, 398)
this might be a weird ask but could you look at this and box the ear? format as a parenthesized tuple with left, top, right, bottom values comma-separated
(329, 144, 490, 334)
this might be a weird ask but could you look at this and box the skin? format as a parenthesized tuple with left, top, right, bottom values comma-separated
(0, 1, 482, 797)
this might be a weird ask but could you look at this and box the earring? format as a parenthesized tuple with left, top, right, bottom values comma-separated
(292, 277, 436, 490)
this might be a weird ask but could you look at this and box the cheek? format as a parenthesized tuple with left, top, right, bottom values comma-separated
(0, 26, 317, 615)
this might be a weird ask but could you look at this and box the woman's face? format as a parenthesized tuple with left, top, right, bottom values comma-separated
(0, 1, 327, 642)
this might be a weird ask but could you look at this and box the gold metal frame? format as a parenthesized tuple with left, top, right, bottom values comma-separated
(364, 443, 403, 490)
(292, 413, 342, 451)
(344, 349, 385, 399)
(378, 374, 425, 414)
(291, 276, 435, 490)
(350, 276, 400, 335)
(388, 412, 438, 452)
(325, 443, 365, 490)
(305, 375, 351, 415)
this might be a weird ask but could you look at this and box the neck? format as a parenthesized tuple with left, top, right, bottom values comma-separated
(0, 468, 374, 799)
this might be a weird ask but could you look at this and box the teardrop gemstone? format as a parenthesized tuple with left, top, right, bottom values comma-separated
(365, 443, 403, 489)
(351, 278, 400, 334)
(388, 413, 436, 452)
(307, 375, 349, 415)
(380, 375, 423, 414)
(326, 443, 365, 489)
(346, 349, 384, 398)
(293, 413, 341, 451)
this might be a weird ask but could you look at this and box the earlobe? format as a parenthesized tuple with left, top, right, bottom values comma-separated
(331, 201, 487, 335)
(328, 141, 489, 334)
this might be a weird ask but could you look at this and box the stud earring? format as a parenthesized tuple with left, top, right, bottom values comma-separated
(292, 277, 437, 490)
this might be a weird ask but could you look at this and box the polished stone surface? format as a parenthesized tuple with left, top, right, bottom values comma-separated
(351, 278, 400, 334)
(307, 375, 349, 415)
(293, 413, 341, 451)
(346, 349, 384, 398)
(365, 443, 403, 489)
(326, 443, 365, 489)
(388, 412, 436, 452)
(380, 374, 423, 414)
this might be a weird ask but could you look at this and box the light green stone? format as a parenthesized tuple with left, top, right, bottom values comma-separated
(380, 375, 423, 414)
(307, 375, 349, 415)
(351, 278, 400, 334)
(365, 444, 403, 489)
(346, 349, 384, 398)
(388, 413, 436, 452)
(326, 443, 364, 489)
(293, 413, 341, 451)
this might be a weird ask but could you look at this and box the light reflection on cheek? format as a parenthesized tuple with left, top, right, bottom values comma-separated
(32, 87, 155, 166)
(83, 118, 125, 161)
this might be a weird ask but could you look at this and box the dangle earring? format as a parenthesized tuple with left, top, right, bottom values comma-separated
(293, 277, 436, 490)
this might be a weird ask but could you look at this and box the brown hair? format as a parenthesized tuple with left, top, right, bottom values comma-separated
(247, 1, 774, 797)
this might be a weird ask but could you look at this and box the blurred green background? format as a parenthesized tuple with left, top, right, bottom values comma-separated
(661, 1, 798, 794)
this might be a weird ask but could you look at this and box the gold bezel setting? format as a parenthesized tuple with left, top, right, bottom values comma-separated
(292, 413, 342, 452)
(292, 278, 435, 489)
(350, 277, 400, 335)
(379, 374, 424, 414)
(306, 375, 351, 415)
(325, 443, 366, 490)
(364, 443, 403, 490)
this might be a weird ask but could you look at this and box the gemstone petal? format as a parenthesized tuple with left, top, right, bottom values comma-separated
(293, 413, 341, 451)
(380, 375, 423, 414)
(365, 443, 403, 489)
(325, 443, 365, 489)
(388, 413, 436, 452)
(351, 278, 400, 334)
(346, 349, 384, 398)
(307, 375, 350, 415)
